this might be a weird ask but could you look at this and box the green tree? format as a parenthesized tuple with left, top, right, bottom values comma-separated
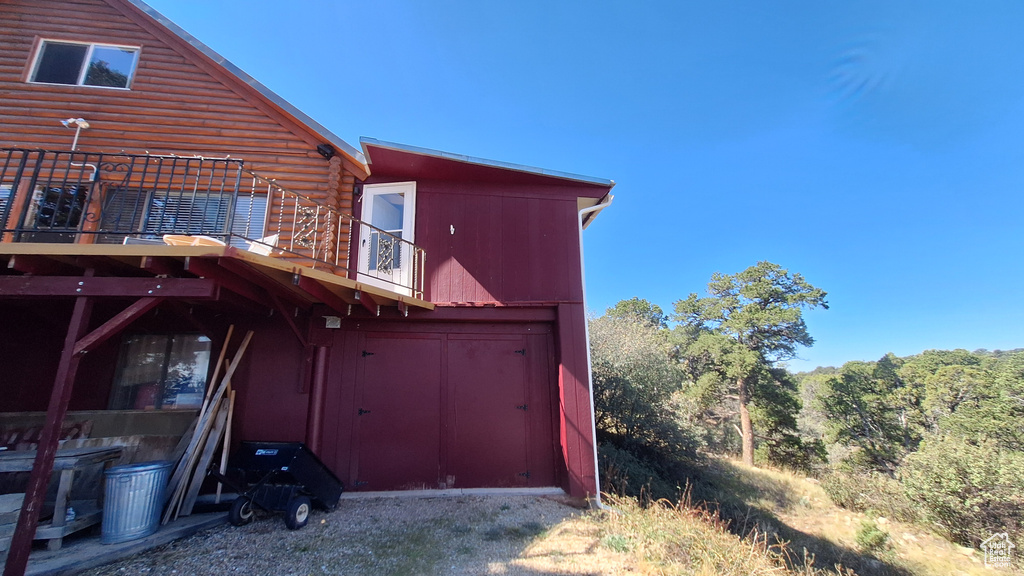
(84, 60, 128, 87)
(590, 311, 703, 499)
(674, 261, 828, 466)
(816, 357, 913, 472)
(605, 297, 668, 329)
(902, 434, 1024, 547)
(590, 314, 690, 456)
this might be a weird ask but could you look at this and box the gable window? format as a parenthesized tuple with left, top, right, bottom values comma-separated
(109, 334, 212, 411)
(30, 40, 139, 89)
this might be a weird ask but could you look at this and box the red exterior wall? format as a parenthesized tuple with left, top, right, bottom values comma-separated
(230, 317, 310, 445)
(410, 179, 586, 304)
(360, 146, 610, 498)
(0, 300, 314, 448)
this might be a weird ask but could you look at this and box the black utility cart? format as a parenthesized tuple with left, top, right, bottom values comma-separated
(226, 442, 344, 530)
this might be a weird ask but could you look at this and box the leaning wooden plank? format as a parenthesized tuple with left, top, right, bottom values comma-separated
(179, 400, 230, 517)
(169, 416, 199, 465)
(215, 389, 236, 504)
(163, 331, 252, 521)
(164, 398, 218, 509)
(163, 396, 222, 523)
(203, 325, 234, 410)
(163, 331, 252, 510)
(163, 326, 233, 500)
(191, 325, 234, 442)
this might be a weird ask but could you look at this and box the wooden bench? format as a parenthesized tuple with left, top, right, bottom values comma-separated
(0, 447, 121, 550)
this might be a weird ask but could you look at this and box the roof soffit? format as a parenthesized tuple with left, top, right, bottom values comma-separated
(360, 138, 615, 192)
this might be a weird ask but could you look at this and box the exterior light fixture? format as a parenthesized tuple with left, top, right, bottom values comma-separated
(60, 117, 90, 150)
(316, 143, 335, 160)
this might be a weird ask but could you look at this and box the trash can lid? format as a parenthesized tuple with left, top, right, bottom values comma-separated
(105, 460, 173, 476)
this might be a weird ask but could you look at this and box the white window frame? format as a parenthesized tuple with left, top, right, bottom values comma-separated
(28, 39, 140, 90)
(358, 181, 417, 295)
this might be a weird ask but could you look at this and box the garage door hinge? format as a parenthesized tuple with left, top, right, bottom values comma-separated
(362, 350, 375, 357)
(518, 471, 531, 479)
(514, 349, 526, 356)
(515, 404, 528, 411)
(358, 408, 371, 415)
(353, 480, 368, 487)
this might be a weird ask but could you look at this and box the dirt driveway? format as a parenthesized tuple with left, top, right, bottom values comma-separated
(81, 495, 636, 576)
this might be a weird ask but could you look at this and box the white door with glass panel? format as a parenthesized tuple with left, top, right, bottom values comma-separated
(358, 182, 416, 295)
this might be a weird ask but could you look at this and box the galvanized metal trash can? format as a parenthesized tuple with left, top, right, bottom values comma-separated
(101, 461, 172, 544)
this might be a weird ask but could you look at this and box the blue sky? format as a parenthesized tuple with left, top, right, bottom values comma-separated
(146, 0, 1024, 371)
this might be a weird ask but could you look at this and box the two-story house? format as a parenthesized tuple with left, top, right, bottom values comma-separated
(0, 0, 612, 571)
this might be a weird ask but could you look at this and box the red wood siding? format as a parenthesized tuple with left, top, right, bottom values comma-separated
(232, 318, 309, 445)
(556, 302, 598, 498)
(366, 178, 589, 305)
(449, 335, 530, 487)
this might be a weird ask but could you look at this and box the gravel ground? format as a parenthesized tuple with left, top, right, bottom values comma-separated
(80, 495, 636, 576)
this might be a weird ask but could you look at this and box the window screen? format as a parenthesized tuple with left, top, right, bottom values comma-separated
(32, 42, 88, 84)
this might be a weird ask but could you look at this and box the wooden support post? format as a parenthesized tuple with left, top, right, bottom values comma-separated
(305, 346, 330, 453)
(4, 292, 93, 576)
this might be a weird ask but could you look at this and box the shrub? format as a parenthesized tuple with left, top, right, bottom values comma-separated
(901, 434, 1024, 547)
(755, 436, 827, 473)
(855, 520, 890, 553)
(598, 443, 682, 503)
(820, 471, 917, 523)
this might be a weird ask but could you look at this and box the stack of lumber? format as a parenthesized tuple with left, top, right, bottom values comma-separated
(162, 327, 251, 524)
(1, 493, 24, 557)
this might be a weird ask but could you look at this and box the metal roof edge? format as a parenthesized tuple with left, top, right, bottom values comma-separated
(360, 137, 615, 188)
(122, 0, 367, 168)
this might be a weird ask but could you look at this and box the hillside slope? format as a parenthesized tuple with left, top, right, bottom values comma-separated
(590, 458, 1020, 575)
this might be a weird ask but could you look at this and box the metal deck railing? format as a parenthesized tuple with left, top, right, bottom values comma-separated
(0, 148, 424, 298)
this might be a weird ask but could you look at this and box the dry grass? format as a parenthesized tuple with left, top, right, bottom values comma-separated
(589, 493, 851, 576)
(702, 459, 1022, 576)
(82, 470, 1021, 575)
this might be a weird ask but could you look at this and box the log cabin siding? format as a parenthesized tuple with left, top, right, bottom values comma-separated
(0, 0, 358, 262)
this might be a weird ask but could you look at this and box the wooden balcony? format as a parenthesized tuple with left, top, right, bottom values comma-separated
(0, 148, 430, 314)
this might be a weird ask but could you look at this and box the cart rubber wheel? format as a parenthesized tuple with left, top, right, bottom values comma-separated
(229, 496, 255, 526)
(284, 495, 311, 530)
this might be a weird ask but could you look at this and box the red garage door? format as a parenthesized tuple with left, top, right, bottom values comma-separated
(449, 335, 529, 487)
(345, 328, 556, 491)
(351, 335, 442, 491)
